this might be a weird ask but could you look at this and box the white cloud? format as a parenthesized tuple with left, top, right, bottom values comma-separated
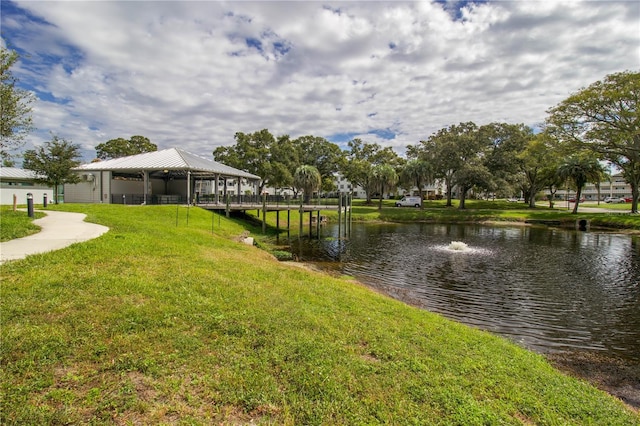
(3, 0, 639, 162)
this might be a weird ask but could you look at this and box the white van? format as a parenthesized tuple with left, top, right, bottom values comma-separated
(395, 196, 422, 207)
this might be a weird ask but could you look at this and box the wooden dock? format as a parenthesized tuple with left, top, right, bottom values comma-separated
(197, 198, 351, 238)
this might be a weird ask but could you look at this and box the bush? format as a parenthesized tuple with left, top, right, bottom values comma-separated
(271, 250, 294, 261)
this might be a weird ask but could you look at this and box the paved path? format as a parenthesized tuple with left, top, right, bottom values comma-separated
(0, 210, 109, 264)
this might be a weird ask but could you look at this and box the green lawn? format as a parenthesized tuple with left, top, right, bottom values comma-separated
(0, 206, 44, 241)
(1, 205, 638, 424)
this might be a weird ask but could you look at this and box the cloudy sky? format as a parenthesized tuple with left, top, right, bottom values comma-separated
(2, 0, 639, 162)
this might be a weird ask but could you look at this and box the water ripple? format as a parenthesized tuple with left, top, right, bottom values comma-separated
(295, 223, 640, 362)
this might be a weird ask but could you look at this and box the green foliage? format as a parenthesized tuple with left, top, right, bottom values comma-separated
(557, 155, 607, 214)
(371, 164, 398, 210)
(341, 139, 401, 203)
(95, 135, 157, 160)
(399, 159, 434, 204)
(518, 131, 564, 207)
(215, 131, 344, 196)
(268, 134, 297, 189)
(271, 250, 294, 261)
(0, 47, 35, 162)
(547, 70, 640, 212)
(294, 135, 343, 192)
(294, 165, 321, 203)
(23, 135, 82, 204)
(213, 129, 275, 193)
(413, 122, 488, 208)
(1, 204, 637, 424)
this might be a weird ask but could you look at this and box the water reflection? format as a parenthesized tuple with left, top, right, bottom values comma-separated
(292, 223, 640, 362)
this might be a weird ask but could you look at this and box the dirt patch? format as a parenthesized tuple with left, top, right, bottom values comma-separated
(546, 351, 640, 411)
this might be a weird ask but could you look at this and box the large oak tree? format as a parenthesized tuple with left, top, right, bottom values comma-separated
(96, 135, 157, 160)
(546, 70, 640, 213)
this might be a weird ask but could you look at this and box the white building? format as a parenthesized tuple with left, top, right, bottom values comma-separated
(0, 167, 55, 205)
(551, 174, 633, 201)
(330, 174, 444, 199)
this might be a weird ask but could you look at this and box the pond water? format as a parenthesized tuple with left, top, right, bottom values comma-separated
(290, 223, 640, 362)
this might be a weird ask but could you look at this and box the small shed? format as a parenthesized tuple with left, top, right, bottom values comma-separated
(0, 167, 55, 205)
(64, 148, 261, 204)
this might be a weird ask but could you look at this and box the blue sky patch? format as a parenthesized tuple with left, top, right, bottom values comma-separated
(369, 128, 396, 140)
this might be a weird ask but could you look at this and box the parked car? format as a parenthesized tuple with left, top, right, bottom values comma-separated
(395, 196, 422, 207)
(506, 197, 520, 202)
(624, 197, 633, 203)
(568, 197, 586, 203)
(603, 196, 626, 203)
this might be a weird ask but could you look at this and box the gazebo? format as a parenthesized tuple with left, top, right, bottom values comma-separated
(64, 148, 261, 205)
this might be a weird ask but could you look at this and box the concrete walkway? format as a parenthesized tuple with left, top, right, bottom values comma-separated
(0, 210, 109, 264)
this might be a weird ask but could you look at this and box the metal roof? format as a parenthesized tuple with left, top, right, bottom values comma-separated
(0, 167, 40, 180)
(74, 148, 261, 180)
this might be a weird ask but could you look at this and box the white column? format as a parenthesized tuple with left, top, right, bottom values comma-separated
(215, 174, 219, 204)
(187, 171, 191, 204)
(143, 171, 149, 204)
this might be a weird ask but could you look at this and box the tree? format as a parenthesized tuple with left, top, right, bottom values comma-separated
(1, 47, 35, 163)
(557, 155, 606, 214)
(213, 129, 275, 194)
(517, 131, 557, 208)
(96, 135, 157, 160)
(293, 135, 343, 193)
(546, 70, 640, 213)
(294, 165, 321, 203)
(371, 164, 398, 210)
(481, 123, 532, 201)
(23, 135, 82, 204)
(341, 139, 401, 204)
(417, 122, 487, 208)
(399, 159, 433, 208)
(269, 135, 298, 192)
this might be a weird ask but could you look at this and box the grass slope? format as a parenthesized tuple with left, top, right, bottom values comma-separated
(1, 205, 638, 425)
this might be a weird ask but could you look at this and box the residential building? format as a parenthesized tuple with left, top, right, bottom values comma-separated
(552, 174, 632, 201)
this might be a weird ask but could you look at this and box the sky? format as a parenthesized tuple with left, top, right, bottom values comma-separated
(2, 0, 639, 163)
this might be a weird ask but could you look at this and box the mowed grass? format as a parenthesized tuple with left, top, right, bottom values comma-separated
(0, 206, 45, 241)
(1, 205, 638, 425)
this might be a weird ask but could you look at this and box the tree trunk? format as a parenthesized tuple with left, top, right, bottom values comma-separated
(547, 187, 557, 208)
(528, 185, 537, 208)
(458, 187, 468, 210)
(445, 177, 453, 207)
(572, 188, 583, 214)
(631, 182, 638, 214)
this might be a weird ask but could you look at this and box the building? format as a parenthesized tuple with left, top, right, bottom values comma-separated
(0, 167, 55, 205)
(552, 174, 633, 201)
(333, 174, 444, 199)
(64, 148, 261, 204)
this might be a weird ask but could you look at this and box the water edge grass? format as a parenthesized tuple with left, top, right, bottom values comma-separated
(1, 204, 638, 424)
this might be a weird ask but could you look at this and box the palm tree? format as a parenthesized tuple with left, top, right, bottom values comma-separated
(294, 165, 321, 204)
(372, 164, 398, 210)
(557, 156, 606, 214)
(400, 159, 433, 209)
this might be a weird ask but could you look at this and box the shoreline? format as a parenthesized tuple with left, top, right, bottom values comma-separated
(282, 259, 639, 411)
